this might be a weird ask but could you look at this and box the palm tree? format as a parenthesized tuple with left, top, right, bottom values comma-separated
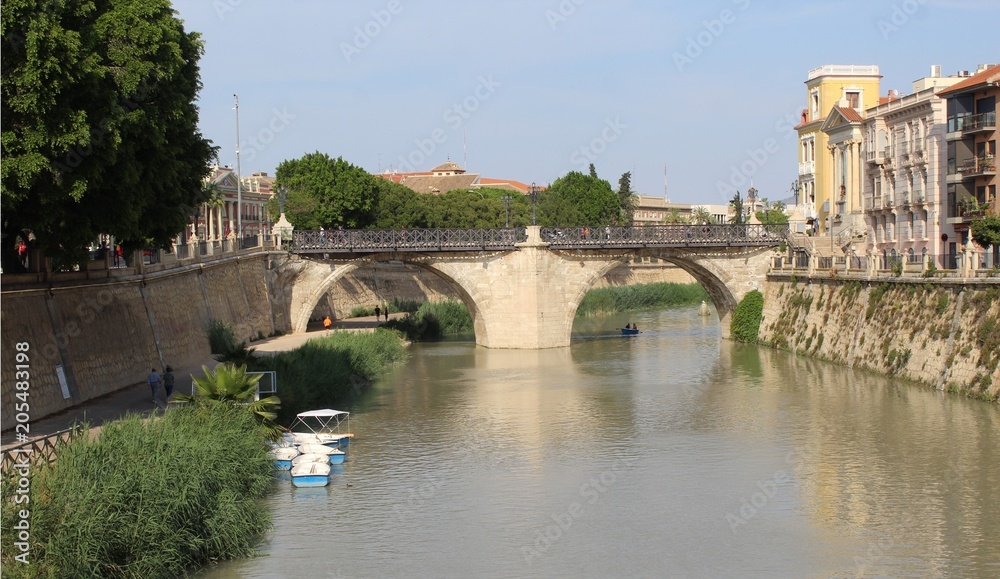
(691, 206, 713, 225)
(177, 363, 282, 441)
(662, 208, 689, 224)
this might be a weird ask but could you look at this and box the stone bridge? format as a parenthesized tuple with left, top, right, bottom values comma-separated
(280, 225, 784, 349)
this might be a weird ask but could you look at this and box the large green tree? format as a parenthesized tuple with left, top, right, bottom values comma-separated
(274, 152, 380, 229)
(970, 211, 1000, 249)
(617, 171, 638, 225)
(1, 0, 216, 269)
(537, 171, 619, 226)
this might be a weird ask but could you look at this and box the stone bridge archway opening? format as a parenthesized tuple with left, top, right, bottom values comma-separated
(290, 253, 488, 342)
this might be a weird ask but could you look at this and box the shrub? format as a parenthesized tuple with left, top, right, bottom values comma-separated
(0, 405, 272, 578)
(731, 290, 764, 343)
(576, 282, 709, 317)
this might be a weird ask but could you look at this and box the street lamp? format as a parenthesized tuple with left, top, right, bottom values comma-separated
(234, 94, 242, 247)
(530, 182, 537, 226)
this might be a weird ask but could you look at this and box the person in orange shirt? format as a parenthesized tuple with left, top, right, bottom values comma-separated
(323, 316, 332, 331)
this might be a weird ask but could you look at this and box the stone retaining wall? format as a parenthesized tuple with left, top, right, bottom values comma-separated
(0, 255, 280, 426)
(759, 274, 1000, 400)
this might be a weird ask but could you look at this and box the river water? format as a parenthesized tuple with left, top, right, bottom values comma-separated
(204, 306, 1000, 578)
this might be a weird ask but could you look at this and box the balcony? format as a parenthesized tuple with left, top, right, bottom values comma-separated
(963, 111, 997, 135)
(912, 189, 925, 206)
(883, 148, 894, 168)
(865, 147, 886, 165)
(798, 161, 815, 176)
(959, 155, 997, 179)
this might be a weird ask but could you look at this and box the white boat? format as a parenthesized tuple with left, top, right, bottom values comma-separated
(291, 453, 333, 468)
(289, 409, 354, 448)
(298, 443, 346, 465)
(290, 461, 331, 487)
(268, 447, 300, 470)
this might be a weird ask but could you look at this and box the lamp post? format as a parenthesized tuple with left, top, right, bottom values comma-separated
(530, 182, 537, 226)
(234, 94, 242, 247)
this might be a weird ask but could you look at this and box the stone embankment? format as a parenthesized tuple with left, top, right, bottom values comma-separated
(760, 273, 1000, 400)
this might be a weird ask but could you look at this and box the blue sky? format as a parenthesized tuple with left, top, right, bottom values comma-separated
(171, 0, 997, 206)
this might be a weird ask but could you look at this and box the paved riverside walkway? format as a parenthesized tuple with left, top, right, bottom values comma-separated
(0, 315, 398, 449)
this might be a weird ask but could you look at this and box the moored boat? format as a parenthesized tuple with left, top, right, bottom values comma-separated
(290, 461, 331, 487)
(298, 443, 346, 465)
(289, 409, 354, 448)
(268, 447, 300, 470)
(621, 327, 639, 335)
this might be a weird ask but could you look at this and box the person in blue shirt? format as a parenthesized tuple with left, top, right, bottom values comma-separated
(147, 368, 162, 403)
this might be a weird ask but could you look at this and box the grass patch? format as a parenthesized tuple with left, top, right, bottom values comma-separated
(0, 405, 272, 578)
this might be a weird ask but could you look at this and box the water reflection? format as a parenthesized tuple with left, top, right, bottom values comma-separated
(204, 306, 999, 579)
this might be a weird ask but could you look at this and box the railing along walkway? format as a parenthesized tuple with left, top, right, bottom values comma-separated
(292, 225, 786, 254)
(1, 425, 83, 476)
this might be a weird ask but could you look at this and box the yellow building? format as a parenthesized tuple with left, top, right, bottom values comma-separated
(795, 65, 882, 236)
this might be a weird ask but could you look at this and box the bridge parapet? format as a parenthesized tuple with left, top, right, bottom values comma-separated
(542, 224, 786, 248)
(292, 227, 526, 254)
(292, 224, 786, 255)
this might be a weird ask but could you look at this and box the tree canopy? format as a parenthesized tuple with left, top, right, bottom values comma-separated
(537, 171, 619, 226)
(1, 0, 216, 269)
(970, 211, 1000, 249)
(273, 152, 381, 229)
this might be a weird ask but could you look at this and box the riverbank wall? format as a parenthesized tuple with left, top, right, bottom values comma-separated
(760, 274, 1000, 400)
(0, 253, 284, 426)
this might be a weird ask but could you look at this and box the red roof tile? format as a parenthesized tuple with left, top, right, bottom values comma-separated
(937, 65, 1000, 96)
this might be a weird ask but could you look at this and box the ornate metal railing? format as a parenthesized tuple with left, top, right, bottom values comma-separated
(540, 224, 787, 248)
(292, 228, 528, 253)
(291, 225, 786, 254)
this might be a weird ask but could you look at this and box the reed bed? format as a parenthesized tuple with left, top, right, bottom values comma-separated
(0, 405, 272, 578)
(251, 329, 407, 422)
(575, 282, 709, 317)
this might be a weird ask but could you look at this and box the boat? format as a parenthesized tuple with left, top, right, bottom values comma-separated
(621, 327, 639, 335)
(268, 447, 300, 470)
(298, 443, 346, 465)
(289, 409, 354, 448)
(290, 461, 331, 487)
(291, 453, 333, 468)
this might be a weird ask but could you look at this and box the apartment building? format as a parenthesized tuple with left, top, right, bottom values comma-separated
(795, 65, 882, 235)
(860, 66, 965, 266)
(937, 64, 999, 266)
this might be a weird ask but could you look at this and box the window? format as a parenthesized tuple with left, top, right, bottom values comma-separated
(846, 91, 860, 109)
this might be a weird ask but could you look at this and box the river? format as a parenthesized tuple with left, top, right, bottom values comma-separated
(203, 305, 1000, 578)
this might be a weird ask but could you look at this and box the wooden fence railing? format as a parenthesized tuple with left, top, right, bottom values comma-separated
(1, 426, 83, 476)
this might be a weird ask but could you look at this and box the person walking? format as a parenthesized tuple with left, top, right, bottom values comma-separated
(382, 303, 389, 321)
(163, 366, 175, 402)
(374, 305, 381, 321)
(323, 316, 332, 331)
(147, 367, 163, 403)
